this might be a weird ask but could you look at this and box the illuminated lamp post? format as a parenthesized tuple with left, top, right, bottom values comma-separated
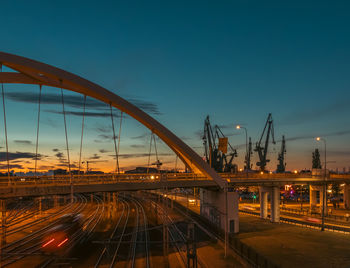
(236, 125, 248, 175)
(316, 137, 327, 231)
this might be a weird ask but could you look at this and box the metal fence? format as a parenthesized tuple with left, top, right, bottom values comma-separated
(240, 209, 350, 234)
(163, 195, 280, 268)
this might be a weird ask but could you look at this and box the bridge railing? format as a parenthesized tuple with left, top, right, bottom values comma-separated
(222, 172, 313, 179)
(0, 173, 209, 187)
(1, 172, 350, 187)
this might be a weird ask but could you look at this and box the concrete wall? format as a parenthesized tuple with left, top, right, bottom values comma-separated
(344, 184, 350, 209)
(310, 185, 327, 215)
(200, 188, 239, 233)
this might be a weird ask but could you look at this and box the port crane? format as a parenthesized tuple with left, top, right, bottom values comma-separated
(276, 135, 286, 173)
(81, 160, 106, 173)
(254, 113, 276, 172)
(203, 116, 238, 173)
(245, 137, 253, 170)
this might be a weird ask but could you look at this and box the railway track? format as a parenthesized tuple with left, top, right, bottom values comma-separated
(94, 195, 151, 268)
(149, 199, 208, 268)
(37, 194, 105, 268)
(0, 194, 100, 267)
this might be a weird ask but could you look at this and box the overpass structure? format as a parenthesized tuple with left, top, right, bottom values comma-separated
(1, 171, 350, 234)
(0, 173, 350, 198)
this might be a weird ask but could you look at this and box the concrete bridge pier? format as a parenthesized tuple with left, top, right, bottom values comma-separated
(199, 188, 239, 233)
(343, 184, 350, 209)
(259, 186, 280, 222)
(310, 186, 317, 209)
(270, 186, 280, 222)
(310, 185, 327, 215)
(259, 187, 268, 219)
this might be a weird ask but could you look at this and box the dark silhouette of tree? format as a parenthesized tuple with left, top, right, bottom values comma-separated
(312, 149, 322, 169)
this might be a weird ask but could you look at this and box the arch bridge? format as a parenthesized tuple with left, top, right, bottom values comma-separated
(0, 51, 226, 191)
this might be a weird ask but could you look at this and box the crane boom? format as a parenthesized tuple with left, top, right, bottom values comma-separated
(276, 135, 286, 173)
(215, 125, 238, 172)
(254, 113, 276, 172)
(244, 137, 252, 170)
(202, 116, 238, 173)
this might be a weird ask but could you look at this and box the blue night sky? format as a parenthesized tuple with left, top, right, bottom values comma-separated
(1, 0, 350, 172)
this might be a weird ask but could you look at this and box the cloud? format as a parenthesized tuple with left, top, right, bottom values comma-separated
(327, 150, 350, 157)
(281, 130, 350, 143)
(95, 125, 112, 134)
(0, 151, 42, 162)
(14, 140, 32, 145)
(127, 98, 161, 115)
(0, 164, 24, 169)
(224, 132, 240, 137)
(278, 99, 350, 126)
(130, 133, 150, 140)
(6, 92, 102, 109)
(52, 148, 59, 152)
(56, 163, 78, 168)
(195, 128, 239, 140)
(98, 134, 118, 141)
(42, 118, 58, 128)
(38, 165, 55, 170)
(130, 144, 145, 149)
(179, 136, 191, 141)
(99, 149, 109, 153)
(89, 154, 100, 160)
(55, 152, 64, 159)
(6, 92, 161, 115)
(111, 153, 173, 159)
(46, 110, 121, 118)
(216, 123, 235, 129)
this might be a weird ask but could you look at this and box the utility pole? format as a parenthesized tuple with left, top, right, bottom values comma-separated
(163, 182, 169, 267)
(236, 125, 249, 176)
(224, 185, 228, 258)
(187, 222, 197, 268)
(0, 200, 6, 268)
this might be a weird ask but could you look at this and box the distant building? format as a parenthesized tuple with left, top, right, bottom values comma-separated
(71, 170, 84, 175)
(125, 167, 158, 174)
(52, 169, 67, 175)
(86, 171, 104, 175)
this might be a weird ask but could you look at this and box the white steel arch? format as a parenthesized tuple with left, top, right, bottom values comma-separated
(0, 52, 226, 188)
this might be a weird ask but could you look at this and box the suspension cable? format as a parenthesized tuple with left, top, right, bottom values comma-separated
(153, 134, 159, 162)
(78, 95, 86, 177)
(110, 104, 119, 174)
(116, 111, 123, 174)
(0, 64, 10, 185)
(60, 88, 71, 179)
(174, 155, 178, 173)
(147, 132, 153, 174)
(34, 85, 42, 177)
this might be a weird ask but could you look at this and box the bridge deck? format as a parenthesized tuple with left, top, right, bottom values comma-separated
(0, 173, 349, 198)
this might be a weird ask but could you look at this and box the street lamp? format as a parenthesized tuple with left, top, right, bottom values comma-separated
(316, 137, 327, 231)
(236, 125, 248, 173)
